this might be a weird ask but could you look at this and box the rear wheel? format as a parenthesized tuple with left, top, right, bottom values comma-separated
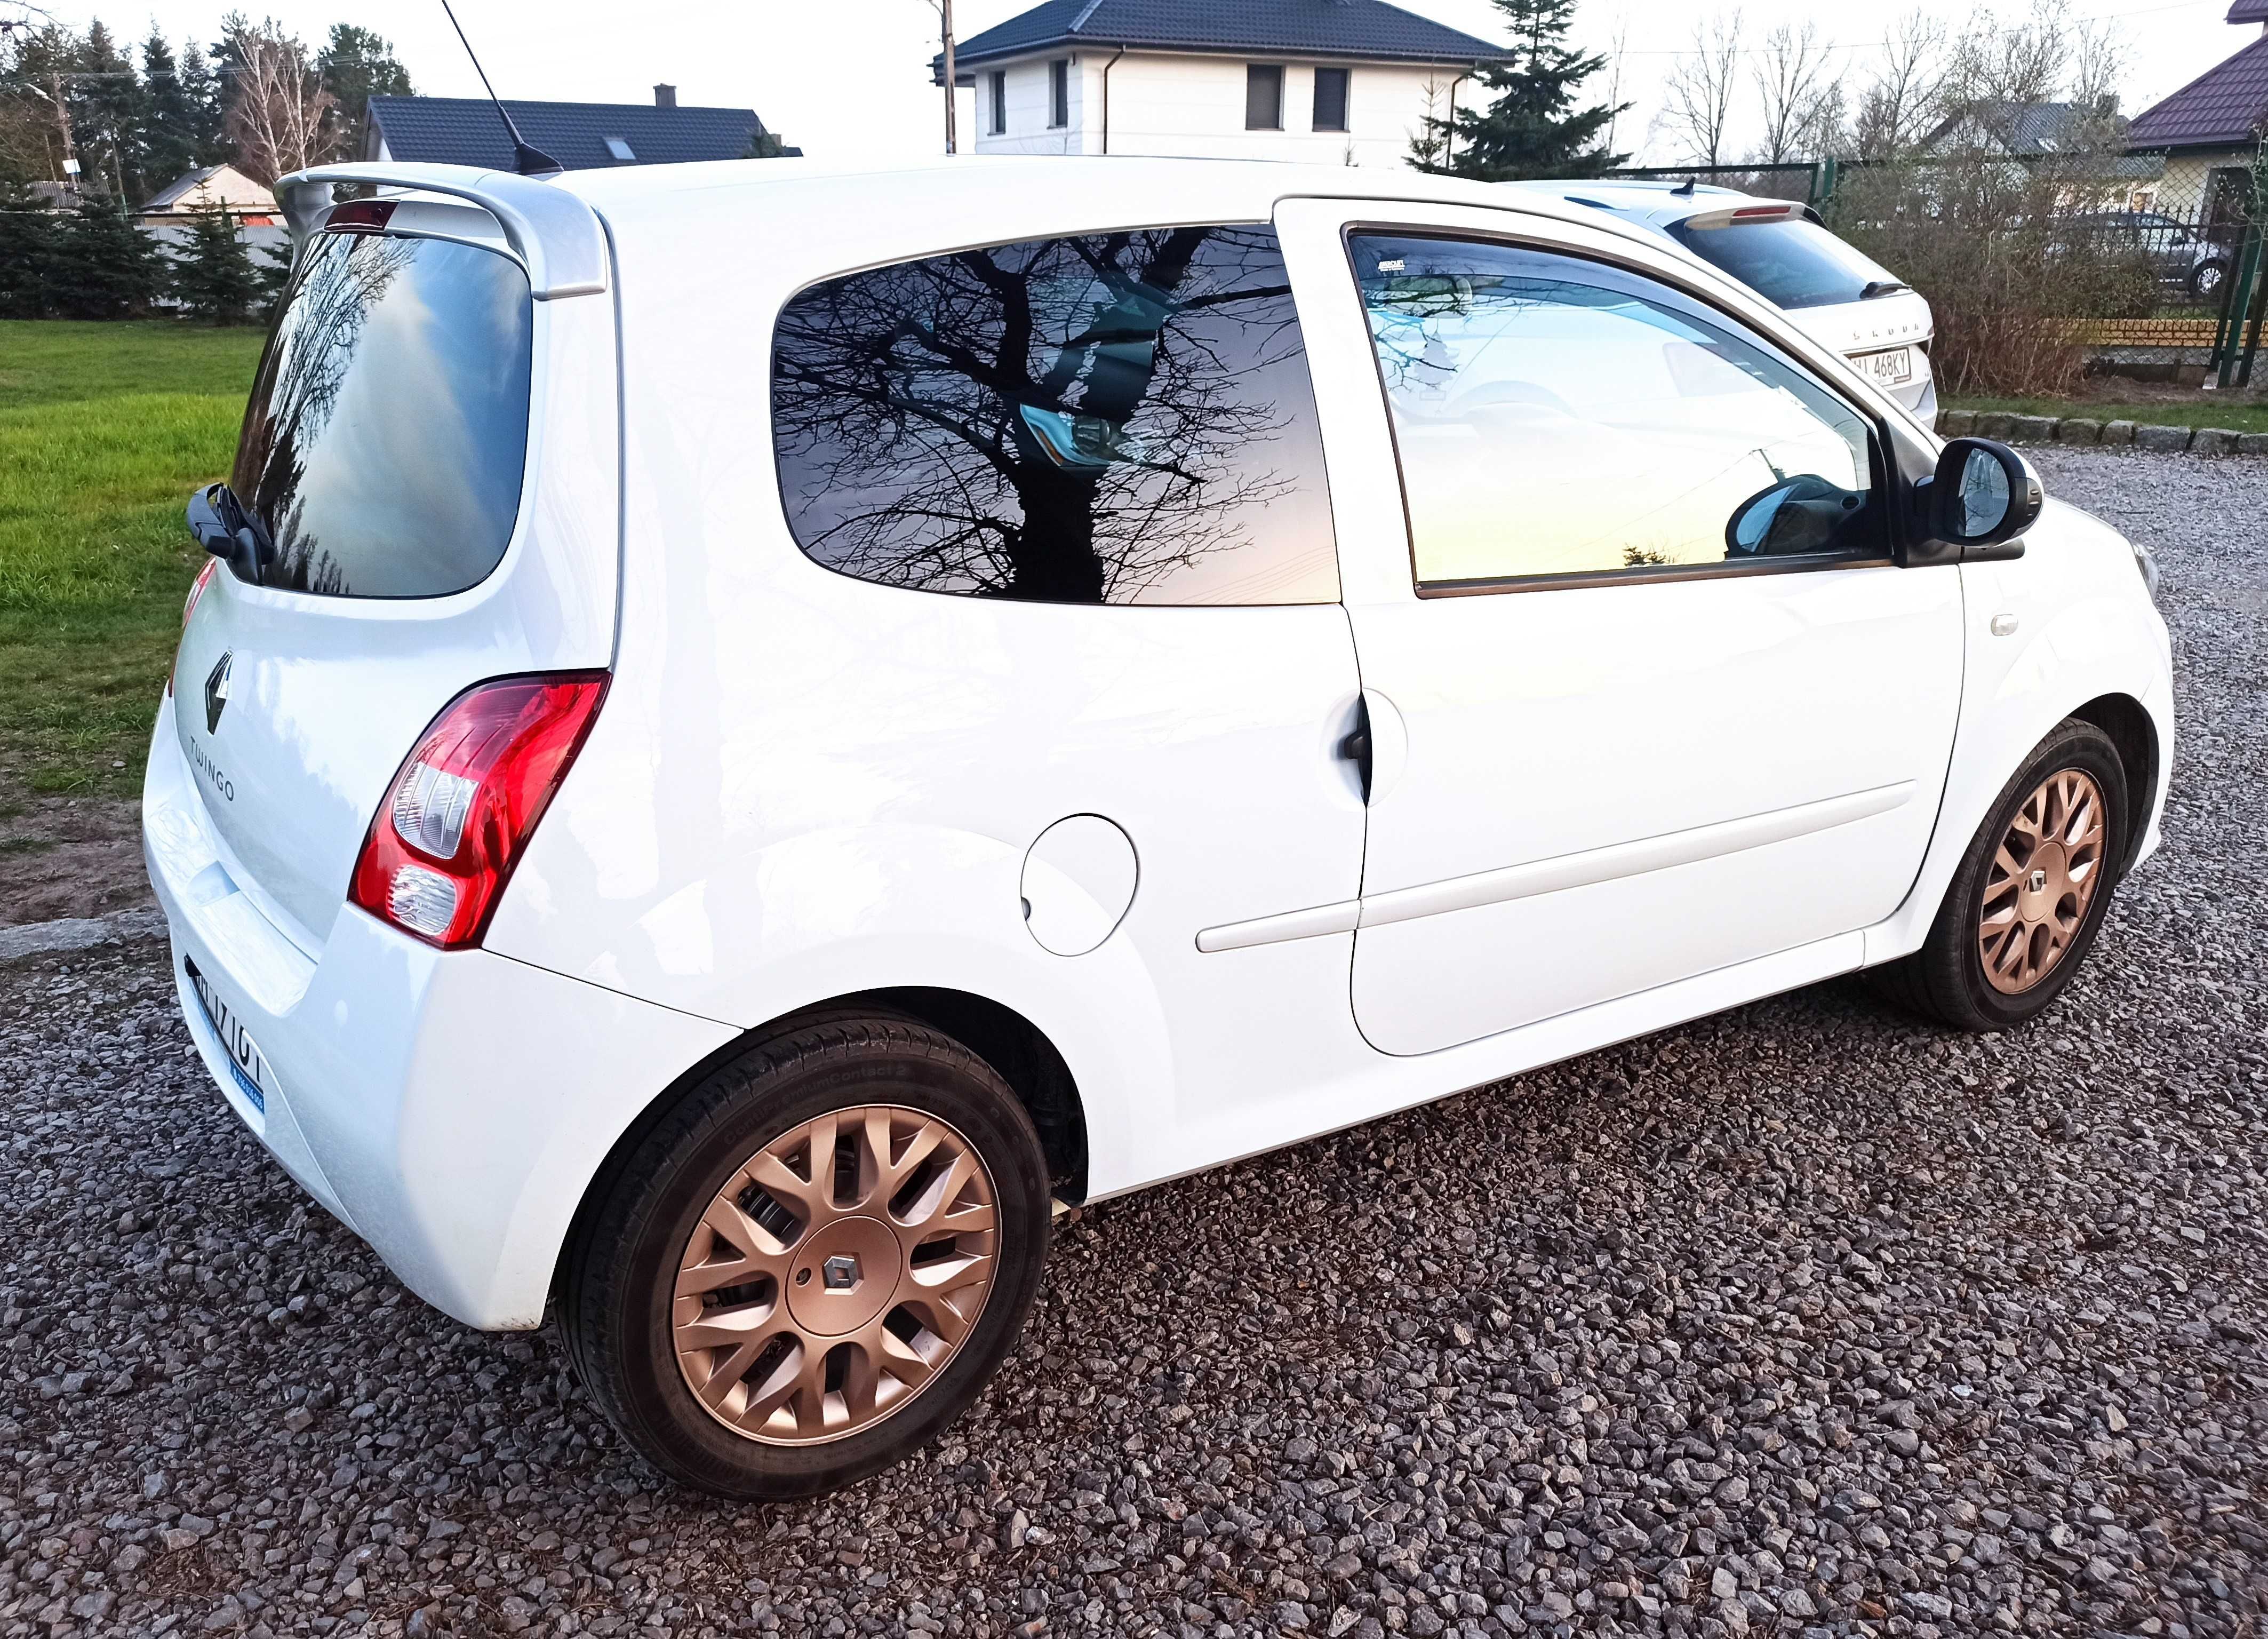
(1873, 720, 2128, 1032)
(2192, 259, 2226, 298)
(562, 1014, 1050, 1498)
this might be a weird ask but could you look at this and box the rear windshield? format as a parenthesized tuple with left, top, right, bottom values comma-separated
(231, 232, 533, 598)
(1667, 216, 1901, 311)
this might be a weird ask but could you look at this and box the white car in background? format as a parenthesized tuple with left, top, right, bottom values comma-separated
(1511, 180, 1940, 422)
(148, 155, 2167, 1501)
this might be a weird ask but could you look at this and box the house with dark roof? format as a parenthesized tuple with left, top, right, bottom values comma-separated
(361, 85, 796, 171)
(1917, 99, 2162, 205)
(138, 163, 279, 226)
(2126, 0, 2268, 232)
(930, 0, 1512, 166)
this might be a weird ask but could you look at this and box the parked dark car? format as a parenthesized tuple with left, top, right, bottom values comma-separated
(2065, 211, 2229, 297)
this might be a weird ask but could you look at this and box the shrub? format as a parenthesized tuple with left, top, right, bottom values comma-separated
(1833, 150, 2160, 399)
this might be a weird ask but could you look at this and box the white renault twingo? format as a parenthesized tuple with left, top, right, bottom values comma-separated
(147, 156, 2172, 1499)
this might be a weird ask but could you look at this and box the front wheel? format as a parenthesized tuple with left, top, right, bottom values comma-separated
(1873, 720, 2129, 1032)
(561, 1014, 1052, 1498)
(2192, 259, 2226, 298)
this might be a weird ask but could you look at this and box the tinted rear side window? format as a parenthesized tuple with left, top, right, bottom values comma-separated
(233, 233, 533, 598)
(1666, 217, 1900, 310)
(770, 226, 1339, 606)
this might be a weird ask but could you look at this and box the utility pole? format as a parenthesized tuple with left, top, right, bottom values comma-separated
(938, 0, 956, 154)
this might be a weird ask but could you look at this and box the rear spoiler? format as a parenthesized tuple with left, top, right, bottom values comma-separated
(271, 163, 608, 300)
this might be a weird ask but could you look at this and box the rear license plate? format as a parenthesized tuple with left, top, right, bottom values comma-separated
(187, 960, 268, 1114)
(1860, 346, 1914, 387)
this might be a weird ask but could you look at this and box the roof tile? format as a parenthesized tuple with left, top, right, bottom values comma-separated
(2127, 34, 2268, 148)
(945, 0, 1511, 72)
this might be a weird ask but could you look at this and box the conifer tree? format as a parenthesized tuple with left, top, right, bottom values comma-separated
(0, 190, 61, 319)
(315, 23, 412, 156)
(169, 204, 261, 322)
(51, 196, 164, 317)
(140, 30, 204, 191)
(1411, 0, 1626, 181)
(178, 41, 227, 164)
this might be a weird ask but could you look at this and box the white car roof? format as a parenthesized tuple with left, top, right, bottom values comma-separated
(556, 154, 1688, 276)
(1502, 178, 1788, 232)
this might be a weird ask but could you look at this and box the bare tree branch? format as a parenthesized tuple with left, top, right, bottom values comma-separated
(1659, 11, 1743, 168)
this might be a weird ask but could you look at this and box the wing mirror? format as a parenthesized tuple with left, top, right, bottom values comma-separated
(1921, 438, 2042, 559)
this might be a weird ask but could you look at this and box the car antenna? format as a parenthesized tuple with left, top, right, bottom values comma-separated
(437, 0, 562, 177)
(1671, 177, 1696, 196)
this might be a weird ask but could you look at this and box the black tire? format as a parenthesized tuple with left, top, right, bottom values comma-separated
(2191, 259, 2226, 298)
(1872, 719, 2128, 1032)
(561, 1014, 1051, 1499)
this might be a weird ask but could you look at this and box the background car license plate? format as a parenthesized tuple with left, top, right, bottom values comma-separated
(1862, 346, 1914, 386)
(188, 961, 268, 1113)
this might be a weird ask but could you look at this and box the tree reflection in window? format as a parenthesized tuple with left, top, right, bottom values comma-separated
(231, 231, 532, 598)
(770, 226, 1339, 607)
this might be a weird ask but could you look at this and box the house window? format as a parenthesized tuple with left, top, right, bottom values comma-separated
(989, 70, 1007, 135)
(1049, 59, 1069, 129)
(1312, 67, 1350, 133)
(604, 136, 635, 162)
(1245, 64, 1284, 130)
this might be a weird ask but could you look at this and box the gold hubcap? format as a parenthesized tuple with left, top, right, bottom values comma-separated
(672, 1106, 998, 1445)
(1978, 769, 2106, 995)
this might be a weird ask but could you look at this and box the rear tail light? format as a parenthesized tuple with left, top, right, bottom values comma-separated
(168, 559, 219, 696)
(349, 672, 609, 949)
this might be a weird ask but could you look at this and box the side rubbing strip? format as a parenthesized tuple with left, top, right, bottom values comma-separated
(1197, 782, 1914, 953)
(1195, 899, 1360, 954)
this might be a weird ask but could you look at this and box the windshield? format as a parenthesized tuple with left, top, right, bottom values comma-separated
(1667, 215, 1902, 311)
(232, 232, 533, 598)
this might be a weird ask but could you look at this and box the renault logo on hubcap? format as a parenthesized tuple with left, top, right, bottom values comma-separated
(821, 1254, 860, 1291)
(203, 653, 233, 735)
(2026, 868, 2048, 894)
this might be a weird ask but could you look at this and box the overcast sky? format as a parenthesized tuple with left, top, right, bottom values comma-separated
(61, 0, 2253, 168)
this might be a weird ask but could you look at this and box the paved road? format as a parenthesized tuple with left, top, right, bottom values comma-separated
(2, 448, 2263, 1638)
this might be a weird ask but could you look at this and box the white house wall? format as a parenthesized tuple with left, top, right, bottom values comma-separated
(969, 50, 1464, 166)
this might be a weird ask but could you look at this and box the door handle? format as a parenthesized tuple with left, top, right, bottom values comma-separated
(1336, 689, 1407, 806)
(1337, 704, 1373, 802)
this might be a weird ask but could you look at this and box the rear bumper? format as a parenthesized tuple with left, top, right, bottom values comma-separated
(143, 711, 736, 1330)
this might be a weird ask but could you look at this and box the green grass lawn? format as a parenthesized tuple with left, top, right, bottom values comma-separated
(0, 320, 266, 795)
(1948, 394, 2268, 435)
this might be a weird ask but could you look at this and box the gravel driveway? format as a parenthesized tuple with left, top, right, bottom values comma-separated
(4, 447, 2264, 1639)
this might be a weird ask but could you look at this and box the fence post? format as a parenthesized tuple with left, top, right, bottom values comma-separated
(1813, 157, 1838, 214)
(2209, 222, 2260, 389)
(2237, 243, 2267, 388)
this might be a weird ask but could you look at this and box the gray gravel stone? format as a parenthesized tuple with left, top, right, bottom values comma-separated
(2006, 413, 2057, 441)
(1, 447, 2264, 1638)
(1972, 410, 2016, 439)
(1935, 409, 1976, 436)
(2238, 432, 2268, 457)
(2056, 417, 2102, 444)
(2099, 418, 2138, 444)
(2190, 426, 2241, 456)
(2133, 421, 2194, 451)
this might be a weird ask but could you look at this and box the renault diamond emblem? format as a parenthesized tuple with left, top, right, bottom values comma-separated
(204, 652, 233, 735)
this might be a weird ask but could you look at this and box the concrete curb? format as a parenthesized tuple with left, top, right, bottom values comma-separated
(0, 908, 168, 965)
(1937, 408, 2268, 456)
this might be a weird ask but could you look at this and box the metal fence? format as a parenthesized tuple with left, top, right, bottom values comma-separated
(1602, 155, 2265, 388)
